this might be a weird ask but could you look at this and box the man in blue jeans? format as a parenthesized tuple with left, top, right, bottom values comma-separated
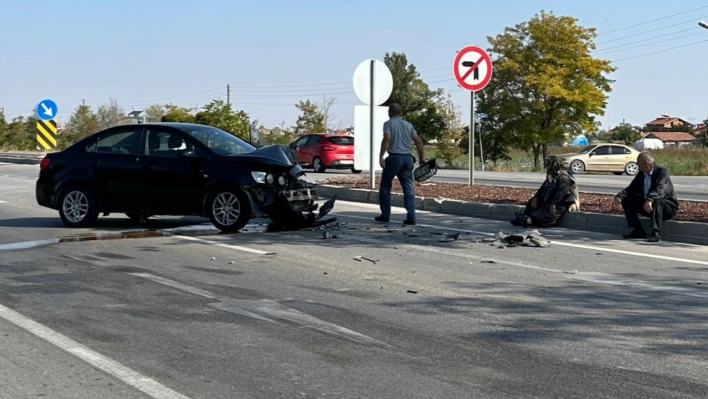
(375, 103, 426, 225)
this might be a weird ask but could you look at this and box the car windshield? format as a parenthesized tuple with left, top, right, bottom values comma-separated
(577, 145, 597, 154)
(182, 125, 256, 155)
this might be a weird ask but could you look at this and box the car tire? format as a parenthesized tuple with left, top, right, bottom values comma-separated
(569, 160, 585, 174)
(58, 185, 99, 228)
(624, 162, 639, 176)
(207, 186, 251, 232)
(351, 167, 362, 174)
(313, 157, 326, 173)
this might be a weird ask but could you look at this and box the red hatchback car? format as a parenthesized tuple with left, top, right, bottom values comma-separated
(290, 133, 361, 173)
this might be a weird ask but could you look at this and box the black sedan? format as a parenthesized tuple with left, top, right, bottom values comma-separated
(36, 122, 320, 232)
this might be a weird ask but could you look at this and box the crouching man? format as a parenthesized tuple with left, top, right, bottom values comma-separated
(614, 151, 679, 242)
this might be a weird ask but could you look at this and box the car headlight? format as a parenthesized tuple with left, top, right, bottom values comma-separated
(278, 175, 286, 185)
(251, 171, 266, 184)
(266, 174, 274, 184)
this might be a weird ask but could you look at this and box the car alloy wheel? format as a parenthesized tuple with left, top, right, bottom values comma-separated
(313, 157, 325, 173)
(570, 160, 585, 174)
(208, 186, 251, 232)
(625, 162, 638, 176)
(58, 186, 99, 227)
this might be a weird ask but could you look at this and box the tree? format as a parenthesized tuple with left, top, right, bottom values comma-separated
(383, 52, 445, 143)
(161, 104, 196, 123)
(480, 10, 615, 170)
(434, 94, 464, 166)
(194, 99, 250, 140)
(64, 105, 101, 146)
(0, 109, 8, 149)
(294, 99, 325, 134)
(144, 104, 167, 122)
(97, 98, 127, 130)
(612, 124, 641, 145)
(319, 95, 339, 131)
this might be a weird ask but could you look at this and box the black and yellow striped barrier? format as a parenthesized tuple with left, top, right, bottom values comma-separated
(37, 119, 58, 150)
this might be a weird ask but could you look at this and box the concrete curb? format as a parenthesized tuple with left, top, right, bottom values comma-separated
(0, 156, 42, 165)
(317, 184, 708, 246)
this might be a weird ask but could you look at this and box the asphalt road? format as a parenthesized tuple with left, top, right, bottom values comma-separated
(2, 163, 708, 398)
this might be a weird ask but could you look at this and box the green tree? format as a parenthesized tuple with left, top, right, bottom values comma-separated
(4, 115, 40, 151)
(64, 105, 101, 146)
(0, 109, 8, 149)
(612, 124, 640, 145)
(194, 99, 250, 140)
(383, 52, 445, 143)
(434, 94, 464, 166)
(481, 10, 615, 170)
(294, 100, 325, 134)
(161, 104, 196, 123)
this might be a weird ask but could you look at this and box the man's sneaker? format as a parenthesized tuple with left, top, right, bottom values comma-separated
(648, 231, 661, 242)
(403, 219, 416, 226)
(374, 215, 389, 223)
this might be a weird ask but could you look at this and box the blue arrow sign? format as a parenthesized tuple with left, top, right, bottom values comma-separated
(36, 99, 58, 121)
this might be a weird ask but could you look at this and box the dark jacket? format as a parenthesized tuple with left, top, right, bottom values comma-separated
(615, 165, 679, 209)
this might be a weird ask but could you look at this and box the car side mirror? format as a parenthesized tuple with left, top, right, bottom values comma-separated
(588, 152, 594, 157)
(290, 143, 298, 150)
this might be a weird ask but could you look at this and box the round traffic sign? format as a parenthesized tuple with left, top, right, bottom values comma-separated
(352, 59, 394, 105)
(453, 45, 493, 92)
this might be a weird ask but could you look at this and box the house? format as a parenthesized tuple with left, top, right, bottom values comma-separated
(644, 115, 692, 132)
(693, 122, 707, 137)
(642, 132, 697, 148)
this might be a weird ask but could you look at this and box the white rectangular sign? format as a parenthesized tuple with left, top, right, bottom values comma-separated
(354, 105, 389, 172)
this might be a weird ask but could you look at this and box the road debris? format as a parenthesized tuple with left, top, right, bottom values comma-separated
(353, 256, 379, 264)
(485, 229, 550, 248)
(480, 259, 496, 264)
(407, 290, 418, 294)
(439, 232, 460, 242)
(228, 261, 234, 265)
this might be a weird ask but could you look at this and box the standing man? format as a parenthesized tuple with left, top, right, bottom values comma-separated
(614, 151, 679, 242)
(375, 103, 426, 225)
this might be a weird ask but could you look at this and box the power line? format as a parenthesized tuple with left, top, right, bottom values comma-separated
(613, 39, 708, 62)
(597, 15, 708, 45)
(595, 32, 706, 55)
(598, 5, 708, 35)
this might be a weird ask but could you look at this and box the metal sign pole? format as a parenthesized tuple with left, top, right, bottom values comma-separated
(369, 60, 375, 190)
(479, 120, 484, 172)
(469, 91, 475, 186)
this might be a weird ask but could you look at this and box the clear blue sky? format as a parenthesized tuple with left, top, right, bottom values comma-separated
(2, 0, 708, 131)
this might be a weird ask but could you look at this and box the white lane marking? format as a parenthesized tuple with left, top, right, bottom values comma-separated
(175, 235, 275, 255)
(0, 303, 191, 399)
(0, 238, 60, 251)
(336, 213, 708, 267)
(0, 200, 7, 203)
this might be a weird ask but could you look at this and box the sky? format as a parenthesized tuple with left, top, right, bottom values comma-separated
(2, 0, 708, 132)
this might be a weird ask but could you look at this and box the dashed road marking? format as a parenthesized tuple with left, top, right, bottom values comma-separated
(175, 235, 276, 255)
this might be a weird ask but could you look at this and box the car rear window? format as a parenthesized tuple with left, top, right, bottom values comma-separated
(327, 137, 353, 145)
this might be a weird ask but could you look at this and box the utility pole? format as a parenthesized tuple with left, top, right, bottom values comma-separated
(227, 84, 231, 106)
(82, 99, 85, 107)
